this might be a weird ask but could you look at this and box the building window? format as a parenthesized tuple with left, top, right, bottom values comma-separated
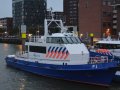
(85, 0, 89, 8)
(108, 1, 111, 5)
(103, 1, 106, 5)
(103, 12, 112, 17)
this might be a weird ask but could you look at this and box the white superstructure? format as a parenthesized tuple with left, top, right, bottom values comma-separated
(96, 37, 120, 57)
(17, 14, 90, 65)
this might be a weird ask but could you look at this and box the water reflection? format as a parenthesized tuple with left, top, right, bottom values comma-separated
(3, 44, 8, 49)
(19, 78, 25, 90)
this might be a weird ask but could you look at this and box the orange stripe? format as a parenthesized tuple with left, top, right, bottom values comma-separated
(56, 52, 62, 59)
(51, 52, 56, 58)
(46, 52, 50, 58)
(48, 52, 51, 57)
(64, 54, 69, 60)
(53, 52, 58, 58)
(49, 52, 54, 58)
(60, 52, 65, 59)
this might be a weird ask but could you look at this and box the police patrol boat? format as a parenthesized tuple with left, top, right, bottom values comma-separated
(93, 36, 120, 82)
(96, 36, 120, 57)
(5, 14, 118, 86)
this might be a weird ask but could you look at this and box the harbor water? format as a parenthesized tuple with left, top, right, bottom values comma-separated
(0, 43, 120, 90)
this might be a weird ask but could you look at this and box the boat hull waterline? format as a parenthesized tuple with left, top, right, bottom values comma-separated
(5, 57, 117, 86)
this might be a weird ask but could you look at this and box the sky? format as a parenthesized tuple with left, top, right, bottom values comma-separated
(47, 0, 63, 11)
(0, 0, 63, 18)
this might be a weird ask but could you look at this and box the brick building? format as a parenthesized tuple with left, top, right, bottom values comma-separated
(64, 0, 120, 39)
(64, 0, 79, 26)
(0, 17, 13, 35)
(78, 0, 114, 38)
(112, 0, 120, 37)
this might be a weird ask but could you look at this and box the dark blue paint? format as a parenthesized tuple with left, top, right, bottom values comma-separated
(55, 47, 59, 52)
(48, 46, 52, 52)
(5, 57, 118, 86)
(58, 47, 62, 53)
(90, 51, 120, 82)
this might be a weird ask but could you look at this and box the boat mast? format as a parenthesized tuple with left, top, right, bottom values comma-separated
(44, 8, 65, 43)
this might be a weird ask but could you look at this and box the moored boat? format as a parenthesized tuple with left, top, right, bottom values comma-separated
(96, 37, 120, 57)
(5, 13, 118, 86)
(90, 37, 120, 82)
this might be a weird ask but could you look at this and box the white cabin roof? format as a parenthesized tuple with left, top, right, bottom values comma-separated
(97, 40, 120, 44)
(50, 33, 74, 37)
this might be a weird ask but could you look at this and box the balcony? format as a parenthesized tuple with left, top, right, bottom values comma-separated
(113, 20, 117, 23)
(113, 25, 117, 29)
(113, 10, 117, 13)
(113, 15, 117, 18)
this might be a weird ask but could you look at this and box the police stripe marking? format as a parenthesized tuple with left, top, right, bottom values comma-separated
(49, 47, 55, 58)
(52, 47, 59, 58)
(46, 47, 69, 60)
(46, 46, 52, 57)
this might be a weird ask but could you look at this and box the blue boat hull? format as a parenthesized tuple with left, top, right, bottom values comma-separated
(114, 68, 120, 82)
(5, 57, 117, 86)
(90, 51, 120, 82)
(114, 75, 120, 82)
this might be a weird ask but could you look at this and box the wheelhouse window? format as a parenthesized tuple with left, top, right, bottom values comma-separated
(66, 37, 73, 44)
(29, 46, 46, 53)
(46, 37, 52, 43)
(71, 37, 78, 43)
(62, 37, 69, 44)
(46, 37, 81, 44)
(76, 37, 81, 43)
(96, 44, 120, 49)
(47, 37, 63, 44)
(56, 37, 63, 44)
(117, 45, 120, 48)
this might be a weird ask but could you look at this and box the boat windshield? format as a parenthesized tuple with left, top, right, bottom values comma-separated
(47, 37, 81, 44)
(62, 37, 69, 44)
(96, 43, 120, 49)
(66, 37, 73, 44)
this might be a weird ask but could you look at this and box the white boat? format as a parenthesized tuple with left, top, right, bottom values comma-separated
(93, 36, 120, 81)
(5, 12, 118, 86)
(96, 36, 120, 57)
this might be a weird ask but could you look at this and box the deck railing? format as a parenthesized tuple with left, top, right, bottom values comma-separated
(16, 51, 29, 58)
(89, 56, 113, 64)
(29, 36, 42, 42)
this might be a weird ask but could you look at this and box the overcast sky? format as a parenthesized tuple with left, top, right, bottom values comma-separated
(0, 0, 63, 18)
